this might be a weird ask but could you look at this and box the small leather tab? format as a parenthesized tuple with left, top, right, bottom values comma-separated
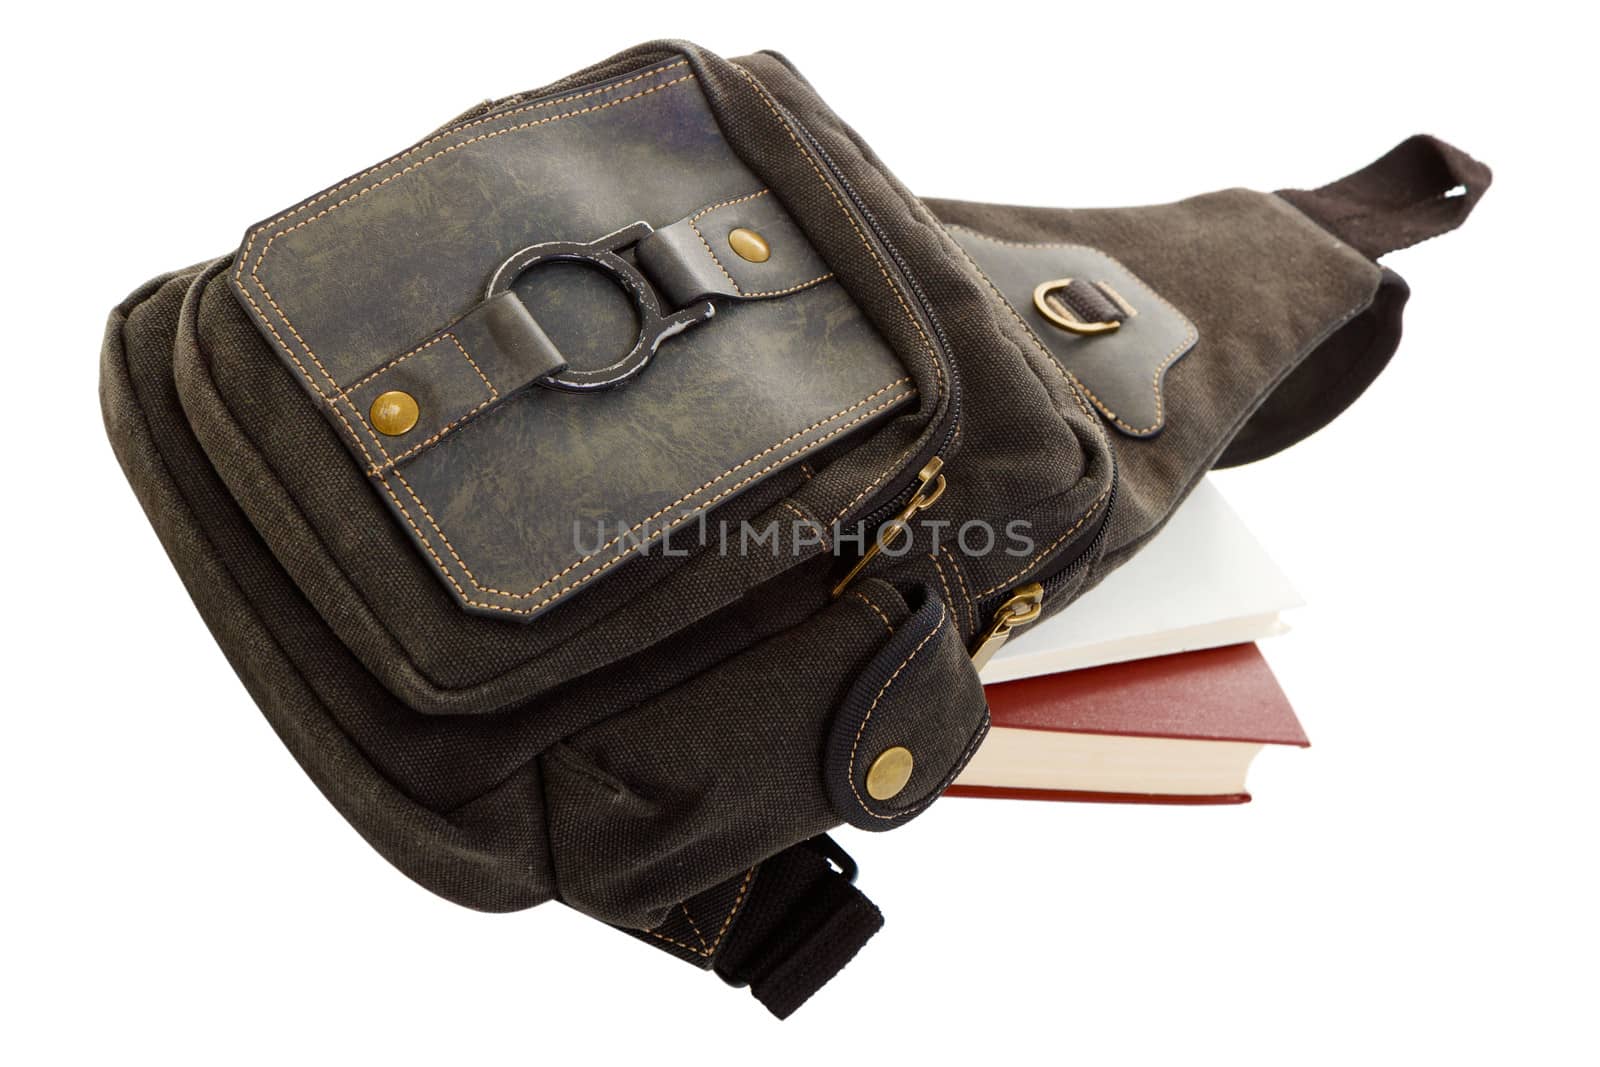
(343, 292, 567, 469)
(949, 226, 1198, 438)
(636, 189, 833, 305)
(474, 290, 567, 382)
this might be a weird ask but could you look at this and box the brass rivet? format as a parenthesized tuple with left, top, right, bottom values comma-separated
(370, 390, 419, 436)
(728, 227, 771, 263)
(866, 746, 915, 801)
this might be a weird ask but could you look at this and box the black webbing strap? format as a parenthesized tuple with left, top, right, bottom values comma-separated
(623, 835, 883, 1019)
(1278, 134, 1492, 259)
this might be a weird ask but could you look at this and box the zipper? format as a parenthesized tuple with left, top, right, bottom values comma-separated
(776, 90, 1122, 618)
(968, 477, 1117, 667)
(776, 105, 964, 573)
(968, 581, 1045, 671)
(830, 456, 947, 597)
(782, 94, 1121, 625)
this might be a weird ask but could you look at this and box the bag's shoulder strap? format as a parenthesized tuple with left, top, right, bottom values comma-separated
(1277, 134, 1492, 258)
(1217, 135, 1491, 467)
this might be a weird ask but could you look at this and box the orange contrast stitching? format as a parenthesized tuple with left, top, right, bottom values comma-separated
(232, 64, 697, 477)
(828, 446, 916, 528)
(686, 191, 757, 293)
(778, 500, 829, 550)
(645, 867, 757, 958)
(237, 61, 691, 274)
(847, 590, 894, 636)
(345, 333, 497, 400)
(929, 551, 958, 623)
(941, 546, 977, 633)
(373, 397, 497, 471)
(345, 335, 450, 394)
(678, 904, 710, 955)
(347, 333, 501, 472)
(975, 483, 1112, 598)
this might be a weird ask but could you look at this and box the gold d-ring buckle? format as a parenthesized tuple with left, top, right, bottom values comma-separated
(1031, 278, 1126, 335)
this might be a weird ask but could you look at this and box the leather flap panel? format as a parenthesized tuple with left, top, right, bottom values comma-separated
(229, 59, 913, 621)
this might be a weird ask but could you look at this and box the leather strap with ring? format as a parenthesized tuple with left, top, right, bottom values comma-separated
(485, 221, 717, 392)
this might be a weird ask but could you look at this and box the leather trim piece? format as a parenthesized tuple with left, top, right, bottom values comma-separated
(946, 224, 1198, 437)
(637, 189, 834, 304)
(342, 294, 568, 466)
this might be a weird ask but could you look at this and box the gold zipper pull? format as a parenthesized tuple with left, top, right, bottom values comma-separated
(831, 457, 947, 598)
(969, 581, 1044, 672)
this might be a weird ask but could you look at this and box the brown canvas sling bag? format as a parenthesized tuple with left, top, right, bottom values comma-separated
(100, 40, 1490, 1018)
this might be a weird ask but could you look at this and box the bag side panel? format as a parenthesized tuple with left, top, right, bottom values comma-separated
(101, 268, 555, 911)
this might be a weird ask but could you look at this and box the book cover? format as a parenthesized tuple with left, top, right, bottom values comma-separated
(952, 643, 1307, 803)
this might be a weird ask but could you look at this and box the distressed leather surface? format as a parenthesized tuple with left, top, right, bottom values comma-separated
(947, 225, 1198, 437)
(229, 58, 912, 620)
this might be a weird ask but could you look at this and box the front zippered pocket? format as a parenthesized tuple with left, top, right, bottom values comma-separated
(774, 95, 965, 509)
(759, 102, 972, 595)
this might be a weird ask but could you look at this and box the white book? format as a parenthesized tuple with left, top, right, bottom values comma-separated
(978, 479, 1301, 685)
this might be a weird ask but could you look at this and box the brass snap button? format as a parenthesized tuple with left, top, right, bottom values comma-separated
(370, 390, 419, 436)
(728, 227, 771, 263)
(866, 745, 915, 801)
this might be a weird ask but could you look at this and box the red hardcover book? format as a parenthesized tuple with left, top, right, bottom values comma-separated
(949, 643, 1308, 804)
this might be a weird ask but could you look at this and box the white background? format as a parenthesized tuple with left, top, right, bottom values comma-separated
(4, 1, 1595, 1062)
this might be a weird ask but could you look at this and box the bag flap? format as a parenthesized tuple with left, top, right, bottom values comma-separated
(229, 56, 913, 621)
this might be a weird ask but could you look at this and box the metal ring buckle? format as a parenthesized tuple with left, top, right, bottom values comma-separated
(486, 221, 715, 392)
(1031, 277, 1124, 335)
